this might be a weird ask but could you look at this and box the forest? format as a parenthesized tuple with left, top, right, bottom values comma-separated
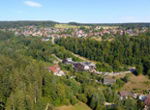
(68, 22, 150, 28)
(0, 31, 145, 110)
(0, 21, 58, 28)
(0, 21, 150, 29)
(56, 34, 150, 76)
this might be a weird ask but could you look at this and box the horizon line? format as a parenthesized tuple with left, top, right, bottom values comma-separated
(0, 20, 150, 24)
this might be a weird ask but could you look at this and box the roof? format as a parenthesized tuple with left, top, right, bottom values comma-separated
(144, 94, 150, 106)
(103, 78, 116, 85)
(81, 62, 95, 67)
(48, 64, 60, 73)
(119, 91, 133, 97)
(62, 58, 75, 64)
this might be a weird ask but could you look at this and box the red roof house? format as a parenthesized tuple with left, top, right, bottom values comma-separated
(48, 64, 60, 73)
(48, 64, 65, 76)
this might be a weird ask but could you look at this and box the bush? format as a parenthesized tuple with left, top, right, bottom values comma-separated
(77, 94, 87, 103)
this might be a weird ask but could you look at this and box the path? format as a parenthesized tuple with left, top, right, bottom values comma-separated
(52, 54, 62, 62)
(71, 52, 97, 64)
(51, 36, 55, 44)
(45, 103, 50, 110)
(94, 70, 132, 76)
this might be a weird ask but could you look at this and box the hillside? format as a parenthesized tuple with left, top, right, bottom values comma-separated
(0, 31, 150, 110)
(56, 36, 150, 74)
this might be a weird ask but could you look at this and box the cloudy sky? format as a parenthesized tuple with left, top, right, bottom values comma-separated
(0, 0, 150, 23)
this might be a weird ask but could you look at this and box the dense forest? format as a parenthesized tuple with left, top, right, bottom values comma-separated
(56, 35, 150, 75)
(0, 31, 144, 110)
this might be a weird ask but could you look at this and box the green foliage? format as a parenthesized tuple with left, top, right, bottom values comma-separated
(0, 31, 15, 40)
(96, 62, 113, 72)
(56, 36, 150, 74)
(122, 74, 130, 83)
(123, 98, 138, 110)
(0, 32, 80, 109)
(77, 94, 88, 103)
(115, 79, 125, 89)
(0, 21, 58, 28)
(136, 65, 143, 75)
(0, 31, 148, 110)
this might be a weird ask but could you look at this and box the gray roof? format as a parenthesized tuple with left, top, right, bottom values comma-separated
(103, 78, 116, 85)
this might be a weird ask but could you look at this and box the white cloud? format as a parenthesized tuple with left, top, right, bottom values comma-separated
(24, 1, 42, 8)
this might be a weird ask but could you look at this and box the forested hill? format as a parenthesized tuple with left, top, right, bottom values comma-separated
(56, 35, 150, 75)
(120, 23, 150, 28)
(0, 21, 58, 28)
(68, 22, 150, 28)
(0, 21, 150, 28)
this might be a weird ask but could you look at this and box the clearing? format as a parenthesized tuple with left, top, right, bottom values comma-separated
(55, 102, 91, 110)
(121, 74, 150, 93)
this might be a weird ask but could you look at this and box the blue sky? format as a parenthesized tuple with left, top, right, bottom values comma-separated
(0, 0, 150, 23)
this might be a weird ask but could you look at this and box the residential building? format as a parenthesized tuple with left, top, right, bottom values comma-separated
(48, 64, 65, 76)
(119, 91, 134, 100)
(103, 77, 116, 85)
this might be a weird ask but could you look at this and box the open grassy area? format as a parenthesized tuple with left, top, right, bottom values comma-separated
(121, 74, 150, 93)
(54, 24, 80, 29)
(90, 37, 102, 41)
(55, 102, 91, 110)
(54, 24, 90, 29)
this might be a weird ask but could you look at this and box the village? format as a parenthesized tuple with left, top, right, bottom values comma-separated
(0, 24, 149, 39)
(0, 23, 149, 109)
(1, 0, 150, 109)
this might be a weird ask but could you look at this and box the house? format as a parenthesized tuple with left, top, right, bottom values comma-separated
(73, 62, 96, 72)
(104, 102, 117, 109)
(73, 63, 85, 71)
(48, 64, 65, 76)
(103, 77, 116, 85)
(119, 91, 134, 100)
(144, 94, 150, 110)
(62, 58, 75, 65)
(42, 38, 50, 42)
(62, 58, 96, 72)
(139, 95, 147, 101)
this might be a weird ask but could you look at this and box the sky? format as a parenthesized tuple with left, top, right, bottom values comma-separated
(0, 0, 150, 23)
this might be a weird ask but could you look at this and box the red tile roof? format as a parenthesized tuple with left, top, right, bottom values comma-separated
(48, 64, 60, 73)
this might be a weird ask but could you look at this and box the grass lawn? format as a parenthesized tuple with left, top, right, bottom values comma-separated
(55, 102, 91, 110)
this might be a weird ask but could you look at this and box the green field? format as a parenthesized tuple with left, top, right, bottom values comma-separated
(54, 24, 90, 29)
